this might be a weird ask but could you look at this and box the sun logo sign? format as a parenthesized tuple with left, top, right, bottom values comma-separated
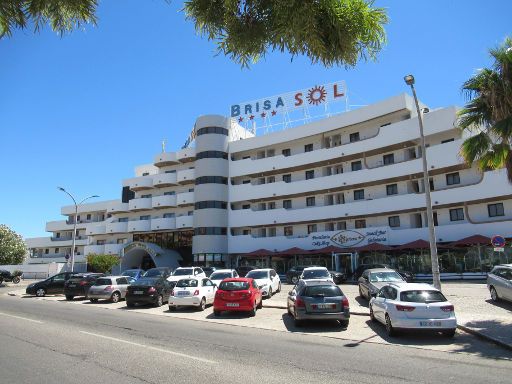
(306, 85, 327, 106)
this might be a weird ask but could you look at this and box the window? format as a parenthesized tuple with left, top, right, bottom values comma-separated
(55, 248, 59, 254)
(325, 195, 334, 206)
(386, 184, 398, 195)
(196, 151, 228, 160)
(282, 148, 291, 157)
(242, 229, 250, 235)
(45, 249, 49, 254)
(118, 217, 128, 222)
(283, 174, 291, 183)
(351, 161, 362, 171)
(258, 177, 266, 185)
(446, 172, 460, 186)
(334, 164, 343, 174)
(140, 215, 150, 220)
(354, 189, 365, 200)
(188, 211, 193, 216)
(163, 213, 175, 218)
(76, 215, 80, 221)
(267, 149, 275, 157)
(96, 240, 105, 245)
(488, 203, 505, 217)
(164, 191, 176, 196)
(283, 200, 292, 209)
(304, 143, 313, 152)
(306, 197, 316, 207)
(141, 194, 152, 198)
(355, 219, 366, 229)
(196, 126, 229, 136)
(336, 221, 347, 230)
(325, 222, 334, 231)
(117, 238, 126, 244)
(56, 232, 60, 238)
(388, 216, 400, 228)
(383, 153, 395, 165)
(449, 208, 464, 221)
(142, 172, 149, 176)
(268, 202, 276, 210)
(165, 170, 176, 174)
(441, 138, 455, 144)
(194, 227, 227, 235)
(242, 204, 250, 209)
(195, 176, 228, 185)
(188, 188, 194, 192)
(284, 226, 294, 236)
(267, 176, 275, 183)
(305, 170, 315, 180)
(86, 214, 91, 220)
(242, 179, 251, 184)
(268, 228, 276, 237)
(194, 201, 228, 209)
(307, 224, 317, 234)
(349, 132, 360, 142)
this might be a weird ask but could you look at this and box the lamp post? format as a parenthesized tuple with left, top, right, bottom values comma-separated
(403, 75, 442, 290)
(58, 187, 99, 272)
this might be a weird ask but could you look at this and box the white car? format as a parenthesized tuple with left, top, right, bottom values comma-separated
(299, 267, 334, 283)
(209, 269, 239, 287)
(168, 278, 216, 311)
(245, 268, 281, 298)
(167, 267, 206, 283)
(369, 283, 457, 337)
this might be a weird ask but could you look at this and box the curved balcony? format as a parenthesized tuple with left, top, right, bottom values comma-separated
(86, 225, 106, 236)
(153, 172, 178, 187)
(105, 243, 124, 255)
(129, 197, 152, 211)
(106, 221, 128, 234)
(177, 192, 194, 206)
(177, 147, 196, 163)
(84, 245, 105, 255)
(128, 219, 151, 232)
(176, 215, 193, 228)
(123, 176, 153, 191)
(152, 195, 177, 209)
(108, 202, 130, 214)
(154, 152, 179, 167)
(151, 218, 176, 231)
(177, 168, 195, 184)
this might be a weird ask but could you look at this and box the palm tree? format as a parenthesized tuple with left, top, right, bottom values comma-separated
(459, 37, 512, 182)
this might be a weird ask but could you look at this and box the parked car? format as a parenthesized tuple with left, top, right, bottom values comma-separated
(300, 267, 334, 283)
(487, 264, 512, 303)
(169, 278, 216, 311)
(25, 272, 78, 297)
(329, 270, 347, 284)
(286, 265, 321, 284)
(235, 265, 257, 277)
(370, 283, 457, 337)
(202, 267, 217, 277)
(126, 277, 174, 307)
(358, 269, 405, 300)
(121, 269, 145, 281)
(209, 269, 239, 286)
(213, 278, 263, 317)
(64, 273, 104, 300)
(167, 267, 206, 283)
(287, 280, 350, 327)
(143, 267, 172, 279)
(353, 264, 389, 280)
(245, 268, 281, 297)
(88, 276, 131, 303)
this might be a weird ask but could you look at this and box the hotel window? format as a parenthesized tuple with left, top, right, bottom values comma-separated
(351, 161, 362, 171)
(242, 179, 251, 184)
(164, 191, 176, 196)
(45, 249, 49, 254)
(325, 222, 335, 231)
(165, 170, 176, 174)
(283, 200, 292, 209)
(283, 174, 291, 183)
(388, 216, 400, 228)
(446, 172, 460, 186)
(306, 196, 316, 207)
(242, 229, 250, 235)
(267, 176, 275, 183)
(386, 184, 398, 196)
(242, 204, 250, 209)
(349, 132, 360, 143)
(140, 215, 150, 220)
(268, 228, 277, 237)
(284, 226, 293, 236)
(268, 202, 276, 210)
(141, 194, 152, 198)
(55, 248, 59, 254)
(267, 149, 275, 157)
(96, 240, 105, 245)
(354, 189, 365, 200)
(304, 143, 313, 152)
(282, 148, 291, 157)
(117, 238, 127, 244)
(355, 219, 366, 229)
(118, 217, 128, 222)
(258, 177, 266, 185)
(56, 232, 60, 238)
(383, 153, 395, 165)
(307, 224, 317, 234)
(325, 195, 334, 206)
(335, 193, 344, 204)
(86, 214, 91, 220)
(488, 203, 505, 217)
(334, 164, 343, 174)
(163, 213, 175, 218)
(337, 221, 347, 230)
(77, 215, 80, 221)
(142, 172, 149, 176)
(441, 138, 455, 144)
(305, 170, 315, 180)
(188, 188, 194, 192)
(449, 208, 464, 221)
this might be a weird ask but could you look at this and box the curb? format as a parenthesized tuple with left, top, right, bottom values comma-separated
(263, 303, 370, 316)
(457, 324, 512, 352)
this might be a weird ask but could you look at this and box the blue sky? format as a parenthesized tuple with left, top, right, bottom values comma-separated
(1, 0, 510, 239)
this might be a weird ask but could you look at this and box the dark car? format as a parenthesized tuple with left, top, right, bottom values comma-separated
(142, 267, 172, 279)
(25, 272, 78, 297)
(126, 277, 175, 307)
(286, 265, 321, 284)
(329, 271, 347, 284)
(236, 265, 257, 277)
(353, 264, 389, 281)
(121, 269, 144, 281)
(202, 267, 217, 278)
(64, 273, 104, 300)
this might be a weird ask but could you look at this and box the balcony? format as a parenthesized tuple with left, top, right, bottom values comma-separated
(153, 172, 178, 187)
(154, 152, 179, 167)
(106, 221, 128, 234)
(177, 168, 195, 184)
(45, 220, 84, 231)
(129, 197, 152, 211)
(123, 176, 153, 191)
(84, 244, 105, 255)
(108, 202, 130, 214)
(128, 219, 151, 232)
(177, 192, 194, 206)
(105, 243, 124, 255)
(152, 195, 177, 209)
(86, 225, 106, 236)
(151, 218, 176, 231)
(177, 147, 196, 163)
(176, 215, 193, 228)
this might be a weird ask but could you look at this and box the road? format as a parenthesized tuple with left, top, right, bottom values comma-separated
(0, 294, 510, 384)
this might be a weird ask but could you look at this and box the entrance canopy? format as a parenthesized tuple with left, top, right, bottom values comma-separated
(309, 245, 354, 254)
(356, 242, 394, 252)
(274, 247, 310, 256)
(395, 239, 430, 250)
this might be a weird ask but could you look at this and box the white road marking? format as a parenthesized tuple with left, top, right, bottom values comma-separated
(0, 311, 44, 324)
(79, 331, 216, 364)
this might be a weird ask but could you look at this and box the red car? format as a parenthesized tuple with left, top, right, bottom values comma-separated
(213, 278, 263, 317)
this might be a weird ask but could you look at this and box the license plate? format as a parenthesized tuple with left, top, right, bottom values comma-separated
(68, 284, 76, 287)
(134, 290, 143, 294)
(177, 291, 190, 296)
(316, 304, 334, 309)
(226, 303, 239, 307)
(420, 321, 442, 327)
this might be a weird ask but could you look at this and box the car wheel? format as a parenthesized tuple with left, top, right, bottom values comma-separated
(490, 286, 499, 302)
(36, 288, 46, 297)
(370, 305, 376, 322)
(65, 295, 74, 301)
(111, 292, 120, 303)
(12, 276, 21, 284)
(169, 305, 176, 311)
(90, 298, 98, 303)
(277, 283, 281, 293)
(339, 320, 349, 328)
(267, 287, 273, 298)
(0, 277, 3, 284)
(199, 297, 206, 311)
(214, 310, 221, 317)
(155, 295, 163, 307)
(442, 329, 456, 338)
(257, 298, 263, 309)
(385, 314, 396, 337)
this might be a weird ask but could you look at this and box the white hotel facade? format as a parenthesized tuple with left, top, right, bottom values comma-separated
(25, 94, 512, 276)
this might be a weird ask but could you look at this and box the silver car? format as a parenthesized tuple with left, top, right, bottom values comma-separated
(88, 276, 131, 303)
(358, 268, 405, 300)
(487, 264, 512, 303)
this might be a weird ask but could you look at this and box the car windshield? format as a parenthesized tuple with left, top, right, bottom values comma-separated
(143, 269, 163, 277)
(133, 278, 158, 286)
(176, 279, 198, 288)
(219, 281, 249, 291)
(122, 270, 139, 278)
(303, 285, 342, 297)
(173, 268, 194, 276)
(94, 278, 113, 286)
(210, 272, 232, 280)
(246, 271, 268, 279)
(369, 271, 403, 282)
(400, 290, 447, 303)
(302, 269, 330, 279)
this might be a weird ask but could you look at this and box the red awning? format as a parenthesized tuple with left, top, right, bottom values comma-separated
(309, 245, 355, 254)
(243, 248, 275, 256)
(356, 242, 394, 252)
(274, 247, 310, 256)
(395, 239, 430, 250)
(451, 234, 491, 247)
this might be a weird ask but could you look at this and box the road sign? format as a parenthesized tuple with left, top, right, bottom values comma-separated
(494, 247, 505, 252)
(491, 235, 506, 248)
(65, 254, 70, 260)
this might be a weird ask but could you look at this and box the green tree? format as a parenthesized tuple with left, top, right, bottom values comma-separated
(459, 37, 512, 182)
(1, 0, 388, 68)
(86, 253, 120, 273)
(0, 224, 27, 265)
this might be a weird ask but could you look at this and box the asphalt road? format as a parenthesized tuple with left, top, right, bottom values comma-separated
(0, 295, 510, 384)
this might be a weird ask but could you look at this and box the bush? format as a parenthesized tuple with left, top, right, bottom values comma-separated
(86, 254, 121, 274)
(0, 224, 26, 265)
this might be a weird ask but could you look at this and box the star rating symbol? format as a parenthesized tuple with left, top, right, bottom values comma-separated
(271, 110, 277, 116)
(260, 112, 266, 118)
(249, 115, 255, 120)
(238, 116, 244, 122)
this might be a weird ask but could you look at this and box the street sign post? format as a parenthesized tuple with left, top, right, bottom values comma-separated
(491, 235, 506, 248)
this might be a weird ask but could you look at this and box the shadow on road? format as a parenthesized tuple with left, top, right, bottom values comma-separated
(485, 299, 512, 313)
(281, 313, 347, 333)
(205, 311, 253, 319)
(355, 295, 369, 308)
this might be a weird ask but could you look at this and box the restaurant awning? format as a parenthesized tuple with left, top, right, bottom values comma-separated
(309, 245, 355, 254)
(356, 242, 394, 252)
(242, 249, 275, 257)
(395, 239, 430, 250)
(450, 234, 491, 247)
(274, 247, 310, 256)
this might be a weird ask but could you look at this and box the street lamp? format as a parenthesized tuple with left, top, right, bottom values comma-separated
(403, 74, 442, 290)
(58, 187, 99, 272)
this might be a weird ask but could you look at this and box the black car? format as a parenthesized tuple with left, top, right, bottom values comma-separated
(352, 264, 414, 282)
(64, 273, 104, 300)
(286, 265, 321, 284)
(202, 267, 217, 277)
(142, 267, 172, 279)
(125, 277, 175, 307)
(329, 271, 347, 284)
(236, 265, 257, 277)
(25, 272, 78, 297)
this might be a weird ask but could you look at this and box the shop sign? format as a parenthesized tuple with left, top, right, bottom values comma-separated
(311, 229, 388, 248)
